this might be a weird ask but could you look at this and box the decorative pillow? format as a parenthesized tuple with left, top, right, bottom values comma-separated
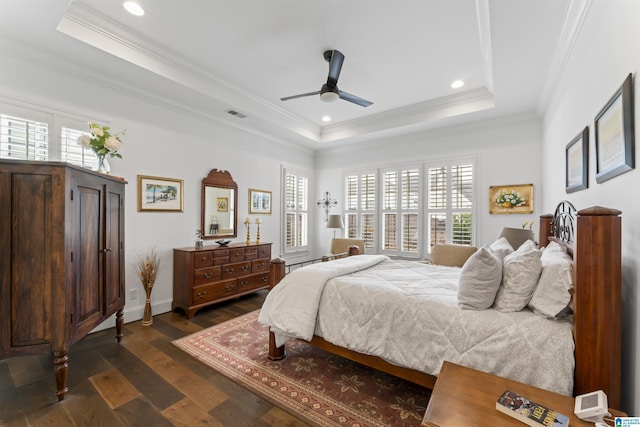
(528, 249, 573, 319)
(457, 246, 503, 310)
(489, 237, 514, 261)
(493, 243, 542, 312)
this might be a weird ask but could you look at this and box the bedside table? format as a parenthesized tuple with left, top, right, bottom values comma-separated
(422, 361, 626, 426)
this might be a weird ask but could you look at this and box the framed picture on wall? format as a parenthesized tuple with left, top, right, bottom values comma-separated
(137, 175, 184, 212)
(249, 188, 272, 214)
(489, 184, 533, 214)
(594, 73, 635, 184)
(566, 126, 589, 193)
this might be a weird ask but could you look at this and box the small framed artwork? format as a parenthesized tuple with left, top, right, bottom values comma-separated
(137, 175, 184, 212)
(217, 197, 228, 212)
(594, 73, 635, 184)
(566, 126, 589, 193)
(249, 188, 272, 214)
(489, 184, 533, 214)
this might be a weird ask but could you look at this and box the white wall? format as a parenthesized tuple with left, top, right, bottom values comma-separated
(314, 113, 543, 255)
(0, 54, 315, 328)
(542, 0, 639, 415)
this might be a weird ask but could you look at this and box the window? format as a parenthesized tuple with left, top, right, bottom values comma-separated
(344, 171, 376, 250)
(1, 102, 98, 168)
(344, 158, 475, 258)
(427, 162, 474, 252)
(0, 114, 48, 160)
(382, 167, 420, 256)
(283, 167, 309, 253)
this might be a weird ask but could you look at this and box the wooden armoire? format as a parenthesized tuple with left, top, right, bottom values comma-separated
(0, 160, 126, 401)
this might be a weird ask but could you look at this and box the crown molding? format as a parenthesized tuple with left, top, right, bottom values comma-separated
(537, 0, 592, 115)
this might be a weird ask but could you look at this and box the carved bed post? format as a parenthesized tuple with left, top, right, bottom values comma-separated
(538, 213, 553, 248)
(268, 258, 287, 360)
(573, 206, 621, 408)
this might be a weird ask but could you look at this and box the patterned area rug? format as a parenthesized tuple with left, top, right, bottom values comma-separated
(173, 310, 430, 427)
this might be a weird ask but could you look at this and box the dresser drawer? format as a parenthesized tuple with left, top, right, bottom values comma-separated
(193, 266, 221, 285)
(252, 258, 270, 273)
(244, 247, 258, 260)
(221, 261, 251, 279)
(229, 248, 245, 262)
(258, 245, 271, 259)
(192, 279, 237, 304)
(238, 273, 270, 292)
(194, 251, 214, 268)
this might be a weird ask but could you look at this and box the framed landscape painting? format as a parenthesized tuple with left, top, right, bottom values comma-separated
(249, 188, 272, 214)
(137, 175, 184, 212)
(594, 73, 635, 183)
(566, 126, 589, 193)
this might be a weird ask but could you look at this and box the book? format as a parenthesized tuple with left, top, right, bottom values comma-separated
(496, 389, 570, 427)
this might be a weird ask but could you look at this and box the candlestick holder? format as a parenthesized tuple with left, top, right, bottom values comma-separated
(256, 222, 261, 244)
(245, 222, 251, 245)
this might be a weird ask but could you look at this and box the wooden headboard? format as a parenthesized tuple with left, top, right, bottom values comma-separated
(538, 202, 622, 408)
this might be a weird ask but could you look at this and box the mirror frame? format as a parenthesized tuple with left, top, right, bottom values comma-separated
(201, 169, 238, 239)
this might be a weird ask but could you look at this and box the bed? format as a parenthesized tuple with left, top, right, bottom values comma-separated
(261, 202, 622, 408)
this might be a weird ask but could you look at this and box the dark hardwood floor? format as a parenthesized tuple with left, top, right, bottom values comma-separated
(0, 291, 310, 426)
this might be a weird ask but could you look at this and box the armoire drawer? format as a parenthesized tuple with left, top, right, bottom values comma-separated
(238, 273, 270, 292)
(221, 261, 251, 279)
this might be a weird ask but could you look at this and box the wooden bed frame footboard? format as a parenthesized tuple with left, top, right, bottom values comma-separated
(267, 205, 622, 407)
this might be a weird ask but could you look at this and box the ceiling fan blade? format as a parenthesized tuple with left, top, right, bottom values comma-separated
(326, 50, 344, 87)
(338, 90, 373, 107)
(280, 90, 321, 101)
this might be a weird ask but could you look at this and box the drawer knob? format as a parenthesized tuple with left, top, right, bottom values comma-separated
(225, 285, 234, 291)
(204, 272, 213, 278)
(225, 268, 234, 273)
(196, 291, 207, 298)
(240, 281, 248, 287)
(257, 263, 265, 268)
(261, 277, 268, 282)
(200, 256, 207, 262)
(241, 266, 249, 271)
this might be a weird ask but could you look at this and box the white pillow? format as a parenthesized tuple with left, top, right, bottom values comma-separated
(489, 237, 514, 261)
(493, 243, 542, 312)
(457, 246, 503, 310)
(528, 250, 573, 319)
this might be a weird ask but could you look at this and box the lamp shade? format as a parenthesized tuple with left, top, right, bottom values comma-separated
(326, 214, 344, 229)
(497, 227, 535, 250)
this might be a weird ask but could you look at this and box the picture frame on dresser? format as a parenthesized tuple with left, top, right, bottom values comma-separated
(566, 126, 589, 193)
(138, 175, 184, 212)
(594, 72, 635, 184)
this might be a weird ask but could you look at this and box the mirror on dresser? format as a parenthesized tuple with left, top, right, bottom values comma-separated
(201, 169, 238, 239)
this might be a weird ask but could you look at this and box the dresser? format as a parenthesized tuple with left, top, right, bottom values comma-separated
(0, 160, 126, 401)
(172, 242, 272, 318)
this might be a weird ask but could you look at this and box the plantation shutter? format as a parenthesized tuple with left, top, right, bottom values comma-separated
(0, 114, 48, 160)
(344, 172, 376, 249)
(60, 127, 96, 168)
(427, 163, 474, 252)
(283, 169, 308, 252)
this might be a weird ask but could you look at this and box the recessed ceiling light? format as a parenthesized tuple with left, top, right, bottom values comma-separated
(451, 80, 465, 89)
(322, 115, 332, 122)
(123, 1, 145, 16)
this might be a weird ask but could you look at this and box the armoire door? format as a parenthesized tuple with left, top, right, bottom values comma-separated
(104, 181, 125, 315)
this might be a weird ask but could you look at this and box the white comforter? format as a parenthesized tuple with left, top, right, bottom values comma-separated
(259, 256, 574, 395)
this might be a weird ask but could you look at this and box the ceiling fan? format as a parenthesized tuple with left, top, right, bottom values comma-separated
(281, 49, 373, 107)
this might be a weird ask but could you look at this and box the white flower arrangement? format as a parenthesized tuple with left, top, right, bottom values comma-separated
(78, 122, 125, 160)
(494, 188, 526, 207)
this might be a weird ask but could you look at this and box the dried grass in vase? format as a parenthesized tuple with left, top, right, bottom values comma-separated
(136, 247, 160, 326)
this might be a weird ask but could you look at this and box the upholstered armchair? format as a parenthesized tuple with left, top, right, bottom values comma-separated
(429, 244, 477, 267)
(329, 238, 365, 256)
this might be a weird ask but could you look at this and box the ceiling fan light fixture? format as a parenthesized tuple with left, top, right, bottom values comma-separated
(320, 90, 339, 103)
